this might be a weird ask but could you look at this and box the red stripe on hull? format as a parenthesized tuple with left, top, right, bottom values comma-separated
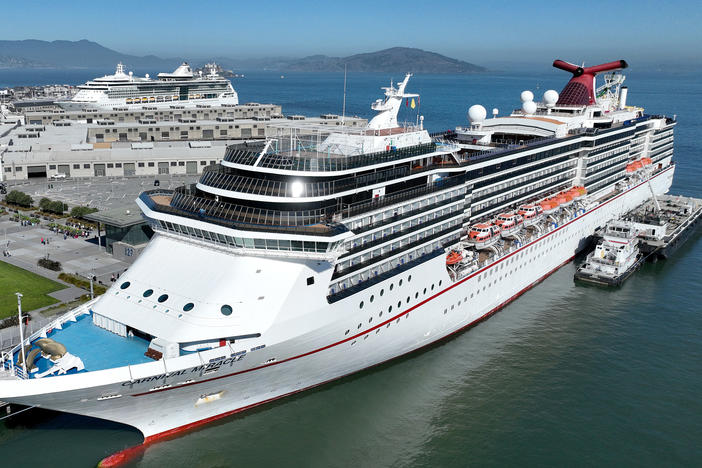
(99, 254, 575, 467)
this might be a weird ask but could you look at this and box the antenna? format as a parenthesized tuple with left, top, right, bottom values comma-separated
(341, 64, 347, 125)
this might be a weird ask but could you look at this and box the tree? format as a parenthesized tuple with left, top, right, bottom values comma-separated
(39, 197, 52, 211)
(48, 200, 66, 215)
(70, 206, 98, 219)
(5, 190, 33, 208)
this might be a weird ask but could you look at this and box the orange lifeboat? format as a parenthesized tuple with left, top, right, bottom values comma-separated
(518, 204, 543, 224)
(641, 157, 653, 166)
(467, 223, 501, 248)
(494, 212, 524, 237)
(540, 199, 558, 214)
(446, 251, 463, 265)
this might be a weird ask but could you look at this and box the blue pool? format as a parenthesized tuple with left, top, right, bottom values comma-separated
(18, 313, 153, 377)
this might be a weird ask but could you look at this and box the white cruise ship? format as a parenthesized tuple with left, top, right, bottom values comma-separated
(1, 59, 675, 465)
(56, 62, 238, 111)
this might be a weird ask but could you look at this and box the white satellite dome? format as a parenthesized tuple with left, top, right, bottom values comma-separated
(543, 90, 559, 107)
(492, 108, 499, 117)
(522, 100, 537, 115)
(520, 90, 534, 103)
(468, 104, 487, 124)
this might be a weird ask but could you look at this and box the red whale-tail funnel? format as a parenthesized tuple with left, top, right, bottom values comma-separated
(552, 59, 628, 106)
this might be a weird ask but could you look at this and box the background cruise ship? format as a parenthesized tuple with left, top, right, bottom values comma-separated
(56, 62, 239, 111)
(1, 59, 675, 465)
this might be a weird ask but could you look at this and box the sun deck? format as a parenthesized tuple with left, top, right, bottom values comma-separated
(15, 312, 152, 378)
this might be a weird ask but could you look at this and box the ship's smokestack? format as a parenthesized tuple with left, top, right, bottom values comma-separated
(619, 86, 628, 109)
(552, 59, 628, 106)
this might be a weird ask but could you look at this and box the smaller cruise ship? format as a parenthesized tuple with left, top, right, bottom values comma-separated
(57, 62, 239, 111)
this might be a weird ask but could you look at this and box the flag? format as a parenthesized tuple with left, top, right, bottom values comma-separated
(405, 98, 408, 107)
(410, 98, 416, 109)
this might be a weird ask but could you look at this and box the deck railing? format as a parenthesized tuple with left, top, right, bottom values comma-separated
(224, 142, 438, 172)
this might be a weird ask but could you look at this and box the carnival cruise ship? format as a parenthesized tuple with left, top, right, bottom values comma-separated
(1, 59, 675, 463)
(56, 62, 238, 111)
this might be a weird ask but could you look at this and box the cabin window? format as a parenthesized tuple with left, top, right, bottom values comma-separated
(120, 281, 131, 290)
(221, 305, 233, 316)
(158, 294, 169, 303)
(183, 303, 194, 312)
(143, 289, 153, 297)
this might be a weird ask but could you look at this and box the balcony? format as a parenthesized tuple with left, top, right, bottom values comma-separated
(139, 189, 348, 237)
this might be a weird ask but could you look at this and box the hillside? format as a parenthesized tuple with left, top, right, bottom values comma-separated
(0, 41, 486, 74)
(0, 39, 181, 69)
(282, 47, 487, 73)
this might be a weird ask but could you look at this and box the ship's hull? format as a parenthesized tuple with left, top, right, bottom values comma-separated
(0, 165, 674, 443)
(55, 95, 239, 111)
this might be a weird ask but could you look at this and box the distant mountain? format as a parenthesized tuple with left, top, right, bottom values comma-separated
(280, 47, 487, 73)
(0, 41, 486, 74)
(0, 39, 182, 69)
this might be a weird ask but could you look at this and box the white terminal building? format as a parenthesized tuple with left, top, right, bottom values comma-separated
(0, 105, 366, 181)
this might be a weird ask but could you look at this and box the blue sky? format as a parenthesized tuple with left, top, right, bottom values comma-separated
(2, 0, 701, 66)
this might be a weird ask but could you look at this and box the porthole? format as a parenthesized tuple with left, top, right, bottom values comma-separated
(345, 329, 349, 335)
(397, 301, 401, 308)
(221, 304, 233, 316)
(388, 305, 393, 313)
(370, 295, 374, 303)
(399, 279, 403, 286)
(389, 283, 394, 291)
(120, 281, 131, 290)
(369, 317, 373, 323)
(431, 284, 434, 291)
(357, 323, 362, 329)
(380, 289, 384, 296)
(143, 289, 153, 297)
(408, 275, 412, 282)
(359, 301, 364, 309)
(415, 292, 419, 299)
(158, 294, 169, 303)
(183, 302, 194, 312)
(379, 311, 383, 317)
(406, 297, 410, 303)
(438, 280, 442, 286)
(423, 288, 427, 294)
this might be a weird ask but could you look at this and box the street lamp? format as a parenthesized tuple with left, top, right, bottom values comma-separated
(16, 292, 26, 375)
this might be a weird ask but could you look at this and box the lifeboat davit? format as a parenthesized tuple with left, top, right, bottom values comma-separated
(466, 223, 501, 249)
(446, 250, 463, 265)
(494, 213, 524, 237)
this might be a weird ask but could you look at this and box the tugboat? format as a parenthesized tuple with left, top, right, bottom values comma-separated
(574, 220, 644, 286)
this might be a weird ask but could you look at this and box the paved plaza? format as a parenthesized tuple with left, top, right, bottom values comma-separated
(4, 174, 199, 211)
(1, 219, 130, 286)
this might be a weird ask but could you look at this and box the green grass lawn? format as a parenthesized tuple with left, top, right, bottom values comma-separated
(0, 261, 65, 319)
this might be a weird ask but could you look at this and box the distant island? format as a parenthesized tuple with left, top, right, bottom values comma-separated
(0, 40, 486, 74)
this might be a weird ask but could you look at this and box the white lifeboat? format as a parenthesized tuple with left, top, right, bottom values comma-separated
(466, 223, 501, 249)
(494, 213, 524, 237)
(517, 204, 543, 226)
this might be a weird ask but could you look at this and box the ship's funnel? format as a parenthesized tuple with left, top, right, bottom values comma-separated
(552, 59, 628, 106)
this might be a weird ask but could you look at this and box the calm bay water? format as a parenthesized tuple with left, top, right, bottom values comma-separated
(0, 68, 700, 467)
